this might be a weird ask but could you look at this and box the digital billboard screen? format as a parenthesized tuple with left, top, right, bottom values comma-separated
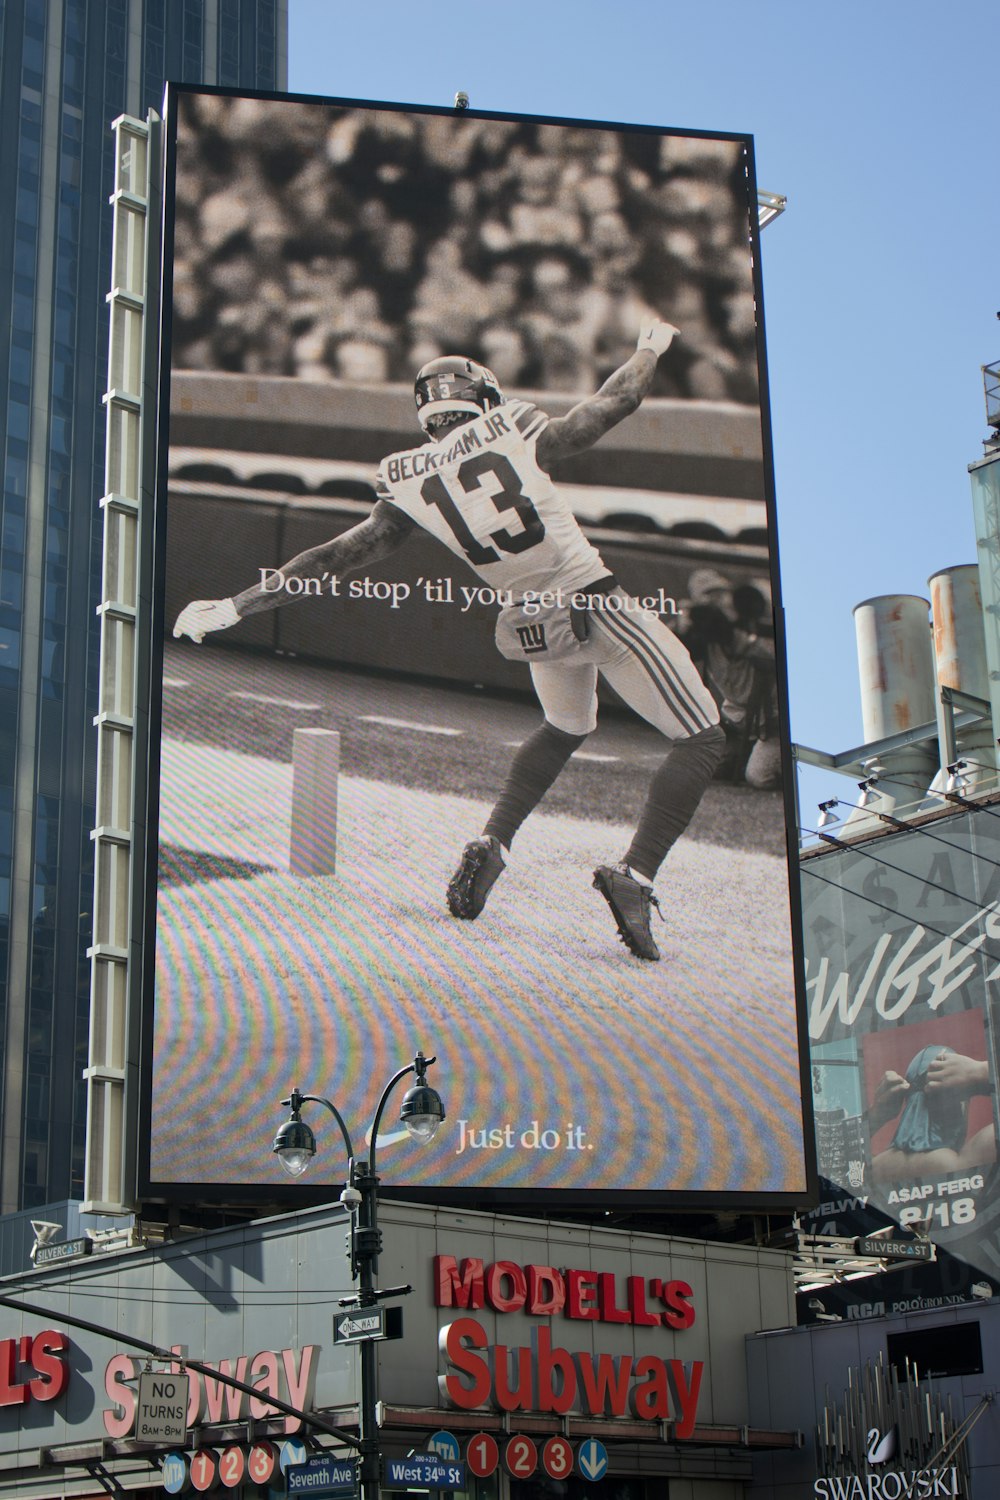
(141, 86, 811, 1204)
(803, 803, 1000, 1271)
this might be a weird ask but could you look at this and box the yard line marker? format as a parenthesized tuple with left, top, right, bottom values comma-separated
(502, 741, 618, 763)
(228, 691, 322, 711)
(359, 715, 461, 737)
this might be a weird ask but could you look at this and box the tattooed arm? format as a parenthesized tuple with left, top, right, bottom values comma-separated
(173, 501, 416, 640)
(534, 320, 679, 470)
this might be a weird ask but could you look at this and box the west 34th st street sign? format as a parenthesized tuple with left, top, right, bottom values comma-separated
(384, 1455, 466, 1489)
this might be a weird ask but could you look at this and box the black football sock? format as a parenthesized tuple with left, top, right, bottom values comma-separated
(625, 724, 726, 881)
(483, 721, 587, 849)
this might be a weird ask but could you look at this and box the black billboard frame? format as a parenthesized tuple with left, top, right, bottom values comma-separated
(132, 80, 817, 1215)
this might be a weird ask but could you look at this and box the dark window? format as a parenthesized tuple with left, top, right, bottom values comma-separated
(887, 1322, 983, 1380)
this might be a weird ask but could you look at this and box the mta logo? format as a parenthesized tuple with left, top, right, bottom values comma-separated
(516, 623, 547, 654)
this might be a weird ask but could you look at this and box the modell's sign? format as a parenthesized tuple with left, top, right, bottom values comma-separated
(434, 1255, 702, 1438)
(0, 1330, 69, 1407)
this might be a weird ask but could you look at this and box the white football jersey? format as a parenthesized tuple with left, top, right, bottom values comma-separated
(374, 400, 608, 598)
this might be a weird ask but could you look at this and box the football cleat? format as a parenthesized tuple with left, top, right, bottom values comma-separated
(447, 836, 506, 920)
(592, 865, 662, 961)
(415, 356, 504, 436)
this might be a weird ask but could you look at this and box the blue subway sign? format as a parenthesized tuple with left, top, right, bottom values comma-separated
(286, 1455, 359, 1495)
(384, 1455, 466, 1489)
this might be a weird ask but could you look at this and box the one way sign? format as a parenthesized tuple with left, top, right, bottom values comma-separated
(333, 1308, 384, 1342)
(332, 1306, 403, 1344)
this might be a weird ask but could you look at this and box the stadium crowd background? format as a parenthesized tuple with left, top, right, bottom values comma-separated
(171, 96, 760, 404)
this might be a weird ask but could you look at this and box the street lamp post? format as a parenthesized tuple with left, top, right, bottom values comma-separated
(272, 1051, 445, 1500)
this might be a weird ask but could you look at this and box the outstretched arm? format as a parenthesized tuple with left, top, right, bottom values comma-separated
(534, 320, 679, 470)
(173, 500, 416, 641)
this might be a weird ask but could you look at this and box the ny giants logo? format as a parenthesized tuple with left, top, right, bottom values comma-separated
(515, 622, 548, 654)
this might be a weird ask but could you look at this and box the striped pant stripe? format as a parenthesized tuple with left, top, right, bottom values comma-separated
(597, 607, 713, 736)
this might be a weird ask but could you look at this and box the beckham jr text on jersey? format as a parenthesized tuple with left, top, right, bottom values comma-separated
(375, 400, 608, 601)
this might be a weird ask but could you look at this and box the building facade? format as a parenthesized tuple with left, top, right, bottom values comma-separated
(0, 1199, 800, 1499)
(0, 1199, 993, 1498)
(0, 0, 288, 1212)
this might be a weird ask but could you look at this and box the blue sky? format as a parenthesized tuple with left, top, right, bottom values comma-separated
(287, 1, 999, 824)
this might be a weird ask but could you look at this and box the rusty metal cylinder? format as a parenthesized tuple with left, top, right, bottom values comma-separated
(853, 594, 936, 741)
(928, 564, 988, 698)
(929, 563, 995, 786)
(847, 594, 939, 818)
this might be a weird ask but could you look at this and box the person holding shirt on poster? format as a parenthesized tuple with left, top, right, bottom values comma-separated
(173, 319, 726, 962)
(869, 1046, 996, 1184)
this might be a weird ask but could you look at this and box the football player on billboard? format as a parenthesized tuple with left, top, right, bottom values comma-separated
(174, 320, 726, 961)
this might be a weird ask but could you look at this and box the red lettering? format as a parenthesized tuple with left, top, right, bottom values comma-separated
(527, 1265, 565, 1316)
(0, 1339, 28, 1406)
(630, 1355, 669, 1419)
(597, 1273, 631, 1324)
(493, 1342, 533, 1411)
(202, 1357, 248, 1422)
(436, 1253, 696, 1341)
(29, 1331, 69, 1401)
(667, 1359, 703, 1439)
(565, 1269, 599, 1320)
(435, 1255, 485, 1310)
(573, 1351, 632, 1416)
(485, 1261, 526, 1314)
(532, 1327, 576, 1415)
(661, 1280, 696, 1330)
(103, 1354, 137, 1437)
(438, 1319, 491, 1409)
(626, 1277, 660, 1327)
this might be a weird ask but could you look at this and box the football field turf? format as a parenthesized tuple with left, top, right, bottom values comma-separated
(150, 736, 805, 1198)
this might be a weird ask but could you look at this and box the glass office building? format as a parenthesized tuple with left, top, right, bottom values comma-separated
(0, 0, 288, 1210)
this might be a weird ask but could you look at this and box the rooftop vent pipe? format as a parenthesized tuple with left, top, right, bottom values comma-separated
(928, 564, 995, 792)
(848, 594, 939, 819)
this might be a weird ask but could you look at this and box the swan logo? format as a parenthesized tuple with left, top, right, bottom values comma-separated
(866, 1428, 897, 1466)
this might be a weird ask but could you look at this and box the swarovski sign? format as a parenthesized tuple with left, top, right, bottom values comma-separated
(813, 1358, 968, 1499)
(814, 1467, 960, 1498)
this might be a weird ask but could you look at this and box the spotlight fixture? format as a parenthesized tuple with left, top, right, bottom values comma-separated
(946, 760, 969, 794)
(817, 799, 839, 828)
(856, 777, 882, 808)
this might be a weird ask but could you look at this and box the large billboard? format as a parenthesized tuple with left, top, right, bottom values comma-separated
(140, 86, 811, 1205)
(803, 802, 1000, 1274)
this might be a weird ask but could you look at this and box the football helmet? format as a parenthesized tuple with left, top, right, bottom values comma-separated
(414, 356, 504, 436)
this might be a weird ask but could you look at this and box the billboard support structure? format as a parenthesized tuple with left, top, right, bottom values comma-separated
(84, 113, 159, 1213)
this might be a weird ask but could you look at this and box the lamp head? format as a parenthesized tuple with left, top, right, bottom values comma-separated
(817, 799, 839, 829)
(946, 760, 968, 793)
(399, 1051, 446, 1143)
(273, 1090, 317, 1177)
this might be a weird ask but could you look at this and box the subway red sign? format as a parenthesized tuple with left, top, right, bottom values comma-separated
(433, 1256, 702, 1436)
